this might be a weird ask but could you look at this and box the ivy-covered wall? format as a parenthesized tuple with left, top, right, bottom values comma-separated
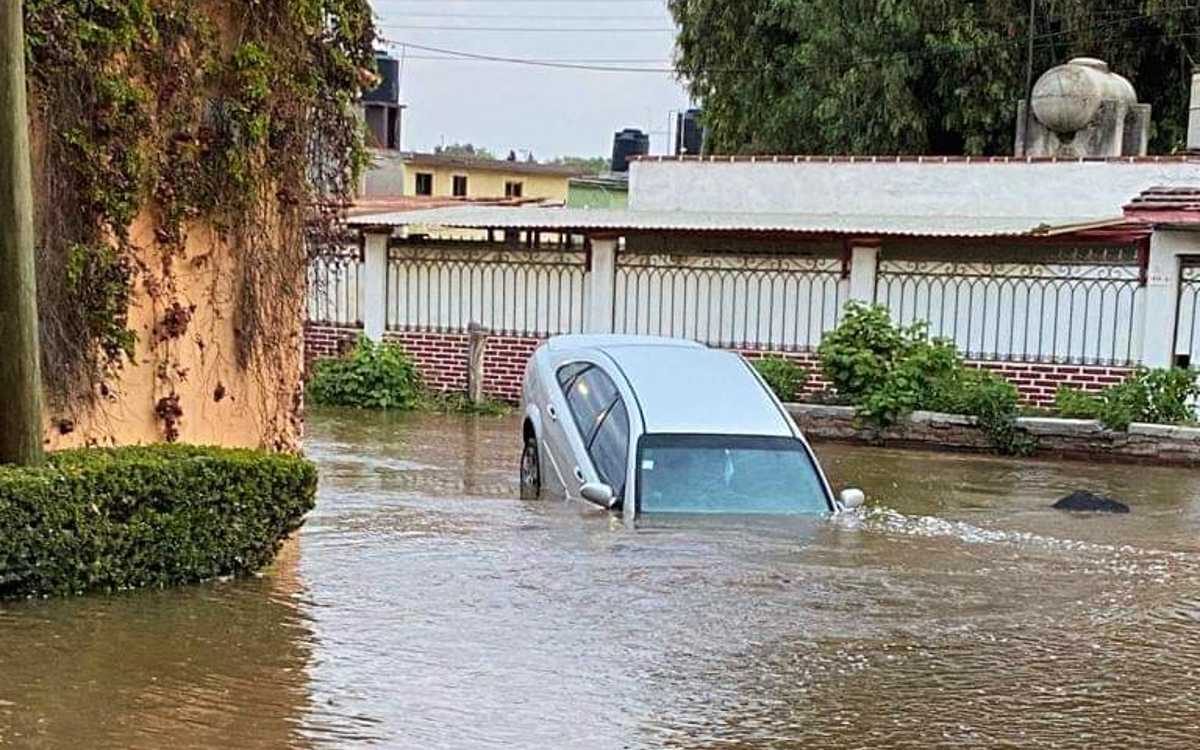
(23, 0, 374, 449)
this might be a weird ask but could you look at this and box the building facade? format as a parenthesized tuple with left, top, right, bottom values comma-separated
(363, 151, 578, 203)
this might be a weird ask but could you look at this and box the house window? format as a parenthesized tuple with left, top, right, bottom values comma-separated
(415, 172, 434, 196)
(505, 181, 523, 198)
(453, 175, 468, 197)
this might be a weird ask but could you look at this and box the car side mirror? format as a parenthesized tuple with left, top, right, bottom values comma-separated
(580, 482, 617, 509)
(839, 488, 866, 510)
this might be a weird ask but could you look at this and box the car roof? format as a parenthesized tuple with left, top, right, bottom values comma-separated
(593, 344, 795, 437)
(546, 334, 703, 352)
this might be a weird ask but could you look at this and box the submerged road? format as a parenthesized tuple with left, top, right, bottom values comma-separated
(2, 409, 1199, 748)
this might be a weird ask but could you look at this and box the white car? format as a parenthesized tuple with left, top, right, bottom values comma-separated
(519, 335, 864, 522)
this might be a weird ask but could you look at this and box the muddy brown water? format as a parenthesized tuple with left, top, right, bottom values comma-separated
(2, 409, 1200, 749)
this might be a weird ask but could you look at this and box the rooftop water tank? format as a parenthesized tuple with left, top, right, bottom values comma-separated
(364, 52, 401, 105)
(1032, 57, 1136, 134)
(611, 129, 650, 173)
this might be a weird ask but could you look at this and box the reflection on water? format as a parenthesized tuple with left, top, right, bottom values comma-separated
(3, 407, 1200, 748)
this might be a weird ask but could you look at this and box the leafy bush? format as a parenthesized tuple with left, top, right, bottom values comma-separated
(817, 303, 920, 398)
(752, 356, 809, 402)
(307, 336, 423, 409)
(820, 304, 1033, 455)
(0, 445, 316, 599)
(1054, 368, 1199, 431)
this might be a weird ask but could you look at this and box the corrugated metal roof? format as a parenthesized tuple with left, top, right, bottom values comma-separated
(348, 205, 1126, 239)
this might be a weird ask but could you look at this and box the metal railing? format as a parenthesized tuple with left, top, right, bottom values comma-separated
(875, 247, 1144, 365)
(386, 243, 589, 336)
(613, 253, 848, 350)
(306, 248, 363, 326)
(1174, 261, 1200, 366)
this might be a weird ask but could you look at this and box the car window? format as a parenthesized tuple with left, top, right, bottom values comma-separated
(589, 400, 629, 495)
(556, 362, 591, 390)
(637, 434, 830, 515)
(564, 368, 621, 445)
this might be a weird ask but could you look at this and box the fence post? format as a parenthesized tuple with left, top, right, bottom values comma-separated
(586, 237, 618, 334)
(362, 229, 390, 340)
(1142, 230, 1190, 368)
(848, 238, 881, 304)
(467, 323, 487, 404)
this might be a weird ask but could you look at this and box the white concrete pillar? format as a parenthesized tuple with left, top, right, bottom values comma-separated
(848, 240, 881, 304)
(362, 229, 391, 340)
(1142, 230, 1194, 368)
(585, 237, 618, 334)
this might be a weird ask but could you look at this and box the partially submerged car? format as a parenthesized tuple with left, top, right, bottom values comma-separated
(519, 335, 864, 522)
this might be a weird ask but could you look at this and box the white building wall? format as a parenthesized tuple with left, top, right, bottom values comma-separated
(629, 159, 1200, 221)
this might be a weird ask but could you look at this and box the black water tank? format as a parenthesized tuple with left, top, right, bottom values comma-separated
(364, 52, 400, 104)
(611, 128, 650, 172)
(676, 108, 704, 155)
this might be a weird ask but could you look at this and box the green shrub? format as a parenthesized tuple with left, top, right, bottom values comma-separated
(817, 303, 921, 398)
(819, 304, 1033, 455)
(752, 356, 809, 402)
(1054, 367, 1199, 431)
(0, 445, 316, 599)
(307, 336, 423, 409)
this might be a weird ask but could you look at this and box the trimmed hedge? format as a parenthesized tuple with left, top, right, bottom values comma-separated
(0, 445, 316, 599)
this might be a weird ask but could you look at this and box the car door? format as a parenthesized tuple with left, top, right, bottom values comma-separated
(538, 362, 590, 496)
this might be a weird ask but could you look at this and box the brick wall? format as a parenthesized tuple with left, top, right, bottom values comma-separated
(305, 323, 362, 364)
(304, 323, 1132, 407)
(737, 347, 1129, 406)
(968, 361, 1134, 407)
(378, 330, 543, 401)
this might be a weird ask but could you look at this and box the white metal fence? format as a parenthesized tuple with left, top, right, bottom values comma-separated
(875, 247, 1144, 366)
(613, 253, 848, 350)
(306, 248, 363, 326)
(385, 244, 590, 336)
(307, 241, 1168, 368)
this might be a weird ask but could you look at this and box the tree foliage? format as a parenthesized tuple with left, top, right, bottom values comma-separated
(434, 142, 498, 160)
(668, 0, 1200, 155)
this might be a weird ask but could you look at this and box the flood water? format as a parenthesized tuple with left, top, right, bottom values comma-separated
(3, 410, 1200, 748)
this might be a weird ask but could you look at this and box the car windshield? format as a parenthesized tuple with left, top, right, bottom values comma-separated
(636, 434, 830, 515)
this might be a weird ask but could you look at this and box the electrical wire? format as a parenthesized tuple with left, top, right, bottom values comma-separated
(379, 4, 1200, 75)
(378, 24, 675, 32)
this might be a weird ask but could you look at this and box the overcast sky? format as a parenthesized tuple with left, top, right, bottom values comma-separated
(372, 0, 691, 159)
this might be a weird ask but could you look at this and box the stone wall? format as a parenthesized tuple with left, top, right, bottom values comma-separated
(789, 404, 1200, 466)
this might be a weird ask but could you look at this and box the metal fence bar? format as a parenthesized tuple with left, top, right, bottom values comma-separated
(613, 253, 848, 351)
(875, 252, 1144, 366)
(1175, 262, 1200, 366)
(384, 244, 589, 336)
(306, 249, 364, 326)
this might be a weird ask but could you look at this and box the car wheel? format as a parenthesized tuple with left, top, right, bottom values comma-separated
(520, 438, 541, 499)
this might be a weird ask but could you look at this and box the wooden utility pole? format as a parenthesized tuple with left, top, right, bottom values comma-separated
(0, 0, 45, 465)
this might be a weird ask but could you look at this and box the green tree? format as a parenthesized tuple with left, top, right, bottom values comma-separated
(668, 0, 1200, 155)
(551, 155, 609, 174)
(434, 142, 497, 160)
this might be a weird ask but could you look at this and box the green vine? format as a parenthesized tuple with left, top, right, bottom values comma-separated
(24, 0, 375, 415)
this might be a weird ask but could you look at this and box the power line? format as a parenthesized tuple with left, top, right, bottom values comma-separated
(381, 39, 677, 71)
(403, 55, 672, 62)
(378, 24, 675, 32)
(380, 4, 1200, 76)
(379, 12, 668, 20)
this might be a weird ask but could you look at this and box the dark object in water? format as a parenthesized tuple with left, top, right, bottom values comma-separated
(1053, 491, 1130, 514)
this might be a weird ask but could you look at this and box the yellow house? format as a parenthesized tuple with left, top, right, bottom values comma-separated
(363, 151, 579, 203)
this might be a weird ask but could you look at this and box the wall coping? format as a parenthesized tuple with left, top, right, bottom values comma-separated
(786, 402, 1200, 465)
